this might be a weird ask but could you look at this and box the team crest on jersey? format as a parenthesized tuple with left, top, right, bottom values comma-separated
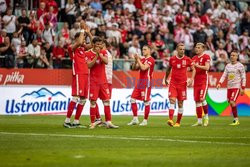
(90, 93, 93, 97)
(96, 59, 100, 64)
(177, 64, 181, 68)
(182, 60, 186, 66)
(79, 51, 84, 54)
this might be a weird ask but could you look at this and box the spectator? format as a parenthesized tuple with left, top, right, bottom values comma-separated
(42, 23, 55, 46)
(0, 0, 7, 15)
(123, 0, 136, 13)
(69, 22, 80, 41)
(27, 39, 41, 68)
(18, 9, 30, 43)
(2, 8, 17, 39)
(65, 0, 76, 29)
(37, 2, 46, 19)
(36, 47, 50, 68)
(193, 24, 207, 44)
(90, 0, 102, 11)
(180, 26, 193, 56)
(52, 40, 65, 69)
(0, 35, 15, 68)
(215, 42, 229, 72)
(16, 40, 28, 68)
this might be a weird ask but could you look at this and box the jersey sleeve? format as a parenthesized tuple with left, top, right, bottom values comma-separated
(239, 64, 246, 89)
(204, 54, 211, 63)
(219, 65, 228, 84)
(169, 57, 173, 67)
(187, 57, 193, 67)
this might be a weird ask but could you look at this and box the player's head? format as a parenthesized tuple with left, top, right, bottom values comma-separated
(195, 42, 205, 55)
(230, 50, 238, 63)
(92, 36, 103, 51)
(142, 45, 151, 57)
(176, 43, 185, 57)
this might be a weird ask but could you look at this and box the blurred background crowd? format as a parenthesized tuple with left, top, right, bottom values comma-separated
(0, 0, 249, 71)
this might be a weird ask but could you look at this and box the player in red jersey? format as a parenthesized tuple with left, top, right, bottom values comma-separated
(94, 40, 113, 127)
(192, 43, 211, 126)
(127, 45, 155, 126)
(163, 43, 195, 127)
(85, 37, 118, 129)
(63, 21, 93, 128)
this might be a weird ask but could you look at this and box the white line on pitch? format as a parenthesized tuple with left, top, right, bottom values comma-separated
(135, 135, 250, 139)
(0, 132, 250, 146)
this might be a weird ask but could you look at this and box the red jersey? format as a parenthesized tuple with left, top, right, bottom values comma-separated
(85, 50, 107, 84)
(192, 54, 210, 86)
(68, 45, 88, 75)
(137, 56, 155, 88)
(169, 55, 193, 85)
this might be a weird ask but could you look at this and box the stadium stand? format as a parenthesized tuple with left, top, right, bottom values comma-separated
(0, 0, 249, 71)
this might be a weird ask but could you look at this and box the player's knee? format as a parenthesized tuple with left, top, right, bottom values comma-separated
(79, 98, 86, 105)
(202, 100, 207, 106)
(72, 96, 79, 103)
(169, 98, 176, 104)
(103, 100, 110, 106)
(90, 101, 96, 107)
(144, 101, 150, 106)
(230, 101, 236, 107)
(196, 102, 202, 107)
(130, 98, 136, 104)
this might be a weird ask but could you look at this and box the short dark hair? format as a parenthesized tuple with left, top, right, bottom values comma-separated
(142, 45, 151, 50)
(92, 36, 102, 44)
(103, 39, 110, 47)
(74, 32, 81, 39)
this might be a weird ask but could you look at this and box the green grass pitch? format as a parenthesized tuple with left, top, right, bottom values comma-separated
(0, 115, 250, 167)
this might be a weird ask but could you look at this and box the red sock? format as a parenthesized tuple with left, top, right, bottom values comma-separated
(66, 101, 77, 118)
(95, 104, 101, 119)
(104, 106, 111, 122)
(169, 109, 174, 120)
(131, 103, 138, 116)
(203, 104, 208, 115)
(232, 106, 238, 118)
(90, 106, 96, 123)
(196, 106, 203, 118)
(74, 104, 84, 120)
(176, 113, 183, 124)
(144, 105, 150, 120)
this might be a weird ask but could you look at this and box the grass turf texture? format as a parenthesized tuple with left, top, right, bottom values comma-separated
(0, 115, 250, 167)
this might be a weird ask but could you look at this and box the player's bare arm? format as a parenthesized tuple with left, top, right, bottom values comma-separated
(194, 61, 210, 71)
(163, 66, 172, 86)
(84, 26, 93, 50)
(188, 65, 196, 87)
(72, 31, 84, 51)
(87, 52, 99, 68)
(99, 53, 108, 64)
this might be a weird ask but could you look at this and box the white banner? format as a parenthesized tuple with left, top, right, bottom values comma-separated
(0, 86, 228, 116)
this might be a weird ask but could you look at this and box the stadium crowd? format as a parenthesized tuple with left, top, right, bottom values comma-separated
(0, 0, 249, 71)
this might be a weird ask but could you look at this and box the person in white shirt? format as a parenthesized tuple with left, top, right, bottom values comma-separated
(27, 39, 41, 68)
(2, 8, 17, 36)
(123, 0, 136, 13)
(215, 42, 229, 71)
(16, 40, 28, 68)
(217, 51, 246, 125)
(42, 23, 55, 46)
(228, 4, 239, 23)
(0, 0, 7, 14)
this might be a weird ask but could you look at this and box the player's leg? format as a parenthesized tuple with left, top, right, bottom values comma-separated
(168, 83, 177, 127)
(72, 97, 87, 128)
(103, 100, 119, 129)
(89, 100, 97, 129)
(228, 89, 240, 125)
(200, 84, 209, 126)
(192, 87, 203, 126)
(100, 83, 118, 128)
(174, 84, 187, 127)
(64, 96, 78, 128)
(174, 100, 183, 127)
(128, 88, 140, 125)
(139, 87, 151, 126)
(139, 100, 150, 126)
(94, 104, 103, 125)
(89, 83, 99, 129)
